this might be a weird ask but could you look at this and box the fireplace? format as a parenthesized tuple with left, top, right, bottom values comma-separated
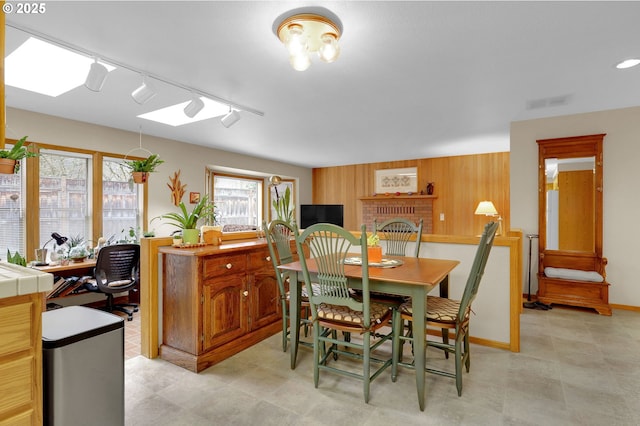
(360, 195, 434, 233)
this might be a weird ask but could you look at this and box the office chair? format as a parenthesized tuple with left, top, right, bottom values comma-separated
(86, 244, 140, 321)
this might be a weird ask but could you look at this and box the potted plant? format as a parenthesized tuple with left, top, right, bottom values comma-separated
(123, 153, 164, 184)
(6, 249, 27, 266)
(272, 186, 294, 224)
(366, 231, 382, 263)
(0, 136, 39, 174)
(154, 194, 218, 244)
(64, 235, 89, 262)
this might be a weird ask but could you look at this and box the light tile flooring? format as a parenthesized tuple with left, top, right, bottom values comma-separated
(123, 307, 640, 425)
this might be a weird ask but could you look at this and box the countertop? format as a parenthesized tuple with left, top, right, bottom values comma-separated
(0, 262, 53, 299)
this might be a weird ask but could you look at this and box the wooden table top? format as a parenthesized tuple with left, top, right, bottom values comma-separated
(279, 255, 459, 287)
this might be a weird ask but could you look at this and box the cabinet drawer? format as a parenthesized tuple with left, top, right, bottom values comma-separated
(203, 254, 247, 279)
(0, 302, 33, 357)
(248, 249, 273, 271)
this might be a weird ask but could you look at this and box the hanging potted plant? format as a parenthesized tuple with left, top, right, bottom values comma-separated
(0, 136, 39, 174)
(153, 194, 219, 244)
(123, 153, 164, 184)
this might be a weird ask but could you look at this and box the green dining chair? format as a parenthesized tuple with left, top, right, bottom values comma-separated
(374, 217, 423, 258)
(295, 223, 398, 403)
(368, 218, 424, 305)
(263, 219, 316, 353)
(391, 221, 499, 397)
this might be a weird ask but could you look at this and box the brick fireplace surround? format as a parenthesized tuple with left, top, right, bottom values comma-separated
(360, 195, 435, 233)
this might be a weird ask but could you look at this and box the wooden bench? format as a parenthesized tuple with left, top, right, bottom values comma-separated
(537, 251, 611, 315)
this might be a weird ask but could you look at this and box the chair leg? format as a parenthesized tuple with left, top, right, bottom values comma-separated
(454, 335, 463, 396)
(313, 321, 320, 388)
(442, 327, 449, 359)
(391, 308, 402, 382)
(363, 331, 371, 403)
(464, 331, 471, 372)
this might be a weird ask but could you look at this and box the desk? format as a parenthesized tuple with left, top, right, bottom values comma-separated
(35, 260, 97, 301)
(36, 259, 96, 275)
(279, 255, 459, 411)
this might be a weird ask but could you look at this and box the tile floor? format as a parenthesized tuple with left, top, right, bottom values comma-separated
(123, 306, 640, 425)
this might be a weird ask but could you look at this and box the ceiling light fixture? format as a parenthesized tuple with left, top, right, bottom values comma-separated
(221, 108, 241, 128)
(273, 7, 343, 71)
(84, 58, 109, 92)
(184, 95, 205, 118)
(615, 58, 640, 69)
(131, 75, 157, 105)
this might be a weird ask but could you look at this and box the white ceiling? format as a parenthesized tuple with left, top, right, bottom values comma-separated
(5, 1, 640, 168)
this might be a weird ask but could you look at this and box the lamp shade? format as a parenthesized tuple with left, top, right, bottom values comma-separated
(84, 60, 109, 92)
(131, 77, 156, 105)
(51, 232, 68, 246)
(474, 201, 498, 216)
(221, 109, 241, 128)
(184, 96, 205, 118)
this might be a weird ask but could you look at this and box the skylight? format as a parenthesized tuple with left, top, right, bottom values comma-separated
(5, 37, 116, 97)
(615, 58, 640, 69)
(138, 98, 231, 126)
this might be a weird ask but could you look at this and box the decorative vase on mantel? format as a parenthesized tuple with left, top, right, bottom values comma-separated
(426, 182, 434, 195)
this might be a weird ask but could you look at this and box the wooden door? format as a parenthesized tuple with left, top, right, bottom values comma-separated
(249, 271, 281, 331)
(202, 275, 248, 351)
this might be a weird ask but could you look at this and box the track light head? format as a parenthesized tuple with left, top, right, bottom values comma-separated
(84, 59, 109, 92)
(221, 109, 241, 128)
(184, 96, 205, 118)
(131, 76, 156, 105)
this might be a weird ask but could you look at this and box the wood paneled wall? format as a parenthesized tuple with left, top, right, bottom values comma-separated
(312, 152, 510, 236)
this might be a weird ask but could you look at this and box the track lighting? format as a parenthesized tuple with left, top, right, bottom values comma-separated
(221, 108, 241, 128)
(84, 58, 109, 92)
(183, 96, 205, 118)
(131, 75, 156, 105)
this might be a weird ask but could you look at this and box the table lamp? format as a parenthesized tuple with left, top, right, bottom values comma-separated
(35, 232, 69, 264)
(474, 201, 502, 235)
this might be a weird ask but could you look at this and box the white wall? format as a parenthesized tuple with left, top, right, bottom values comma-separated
(510, 106, 640, 307)
(7, 107, 313, 236)
(423, 242, 511, 345)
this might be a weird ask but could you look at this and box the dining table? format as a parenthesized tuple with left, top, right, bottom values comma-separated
(278, 255, 460, 411)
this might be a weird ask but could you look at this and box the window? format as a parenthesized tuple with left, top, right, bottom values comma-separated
(103, 158, 143, 243)
(39, 150, 91, 248)
(212, 174, 263, 231)
(0, 166, 25, 258)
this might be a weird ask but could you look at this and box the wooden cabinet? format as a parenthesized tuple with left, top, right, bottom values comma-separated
(0, 293, 43, 425)
(159, 242, 282, 372)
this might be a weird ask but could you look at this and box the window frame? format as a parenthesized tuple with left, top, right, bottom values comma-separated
(12, 138, 148, 262)
(209, 170, 265, 237)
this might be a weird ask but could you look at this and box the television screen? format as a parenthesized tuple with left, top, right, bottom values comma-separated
(300, 204, 344, 228)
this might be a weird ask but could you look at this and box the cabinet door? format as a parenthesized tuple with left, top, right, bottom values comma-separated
(202, 274, 248, 351)
(249, 269, 281, 331)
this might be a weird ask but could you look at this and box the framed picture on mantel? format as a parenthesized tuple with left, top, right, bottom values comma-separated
(375, 167, 417, 194)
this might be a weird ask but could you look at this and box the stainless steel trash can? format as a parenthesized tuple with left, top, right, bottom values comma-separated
(42, 306, 125, 426)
